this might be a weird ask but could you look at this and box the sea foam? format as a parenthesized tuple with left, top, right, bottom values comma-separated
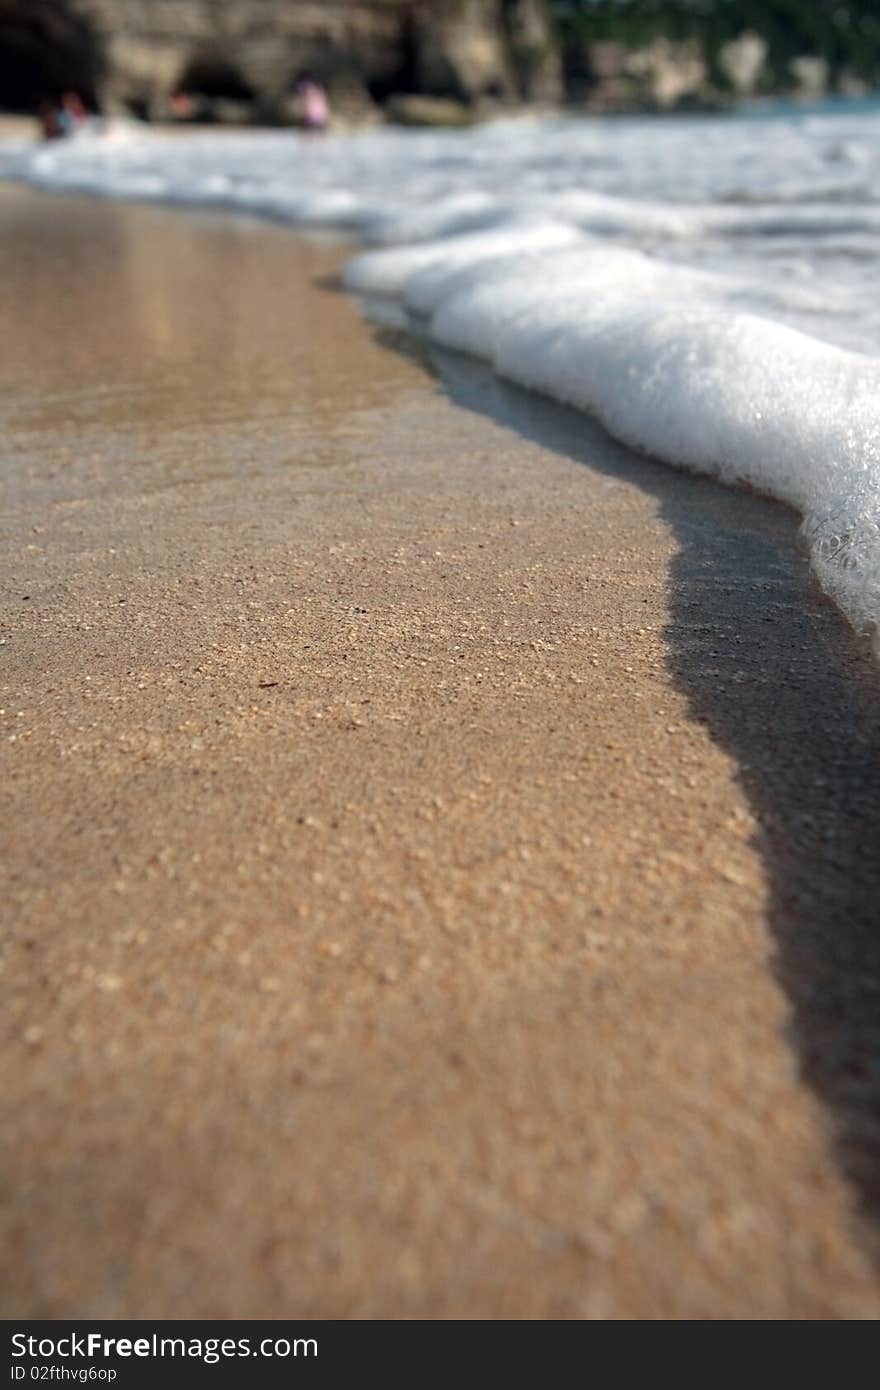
(2, 108, 880, 642)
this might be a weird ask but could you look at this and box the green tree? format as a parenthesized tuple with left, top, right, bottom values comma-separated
(551, 0, 880, 88)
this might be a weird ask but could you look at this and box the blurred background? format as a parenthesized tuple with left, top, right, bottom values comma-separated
(0, 1, 878, 132)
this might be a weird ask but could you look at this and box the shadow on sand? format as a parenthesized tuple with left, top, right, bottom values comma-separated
(374, 320, 880, 1243)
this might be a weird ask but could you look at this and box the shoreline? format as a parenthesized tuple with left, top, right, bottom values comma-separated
(2, 186, 880, 1317)
(4, 84, 879, 145)
(4, 112, 879, 654)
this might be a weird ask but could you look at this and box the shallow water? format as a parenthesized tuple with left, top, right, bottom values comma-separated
(0, 185, 427, 515)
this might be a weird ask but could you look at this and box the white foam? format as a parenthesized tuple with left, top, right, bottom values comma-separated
(2, 108, 880, 641)
(344, 220, 582, 296)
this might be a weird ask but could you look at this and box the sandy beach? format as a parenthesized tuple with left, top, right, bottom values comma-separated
(2, 184, 880, 1319)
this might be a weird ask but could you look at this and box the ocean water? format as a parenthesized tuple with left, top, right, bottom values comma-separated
(2, 102, 879, 642)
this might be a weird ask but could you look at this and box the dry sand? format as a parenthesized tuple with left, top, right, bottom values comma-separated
(0, 118, 35, 140)
(2, 185, 880, 1319)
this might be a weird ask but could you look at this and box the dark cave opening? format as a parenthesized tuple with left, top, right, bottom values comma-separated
(175, 48, 256, 104)
(0, 0, 103, 111)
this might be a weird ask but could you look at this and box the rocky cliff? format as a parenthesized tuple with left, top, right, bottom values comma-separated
(67, 0, 561, 120)
(1, 1, 861, 125)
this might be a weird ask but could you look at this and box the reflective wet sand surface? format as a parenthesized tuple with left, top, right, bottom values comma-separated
(2, 186, 880, 1318)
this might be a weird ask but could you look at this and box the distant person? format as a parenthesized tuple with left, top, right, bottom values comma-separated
(297, 75, 329, 133)
(59, 92, 88, 136)
(37, 101, 64, 141)
(170, 91, 195, 121)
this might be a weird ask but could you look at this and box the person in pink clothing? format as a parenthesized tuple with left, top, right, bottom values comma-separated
(297, 75, 329, 133)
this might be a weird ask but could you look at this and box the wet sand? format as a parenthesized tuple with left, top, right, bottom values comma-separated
(2, 185, 880, 1319)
